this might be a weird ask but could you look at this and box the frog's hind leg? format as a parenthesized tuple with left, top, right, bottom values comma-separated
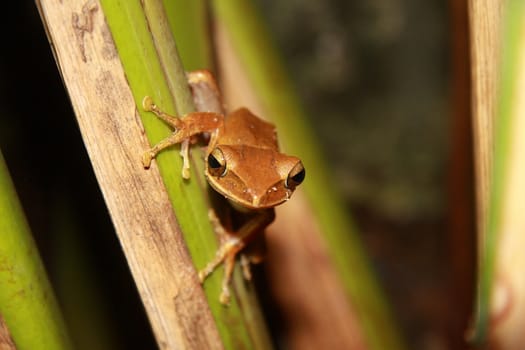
(198, 237, 245, 304)
(199, 208, 274, 304)
(199, 208, 245, 304)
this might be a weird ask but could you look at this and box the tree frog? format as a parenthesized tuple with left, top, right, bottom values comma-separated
(142, 70, 305, 304)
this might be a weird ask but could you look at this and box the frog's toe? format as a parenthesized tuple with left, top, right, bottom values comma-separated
(142, 152, 153, 168)
(142, 96, 154, 111)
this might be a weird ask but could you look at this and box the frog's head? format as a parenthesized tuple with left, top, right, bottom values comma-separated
(205, 145, 305, 210)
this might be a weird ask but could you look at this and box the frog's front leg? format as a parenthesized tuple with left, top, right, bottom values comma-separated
(199, 208, 275, 304)
(141, 96, 223, 177)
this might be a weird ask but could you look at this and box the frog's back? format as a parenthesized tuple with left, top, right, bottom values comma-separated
(220, 108, 279, 151)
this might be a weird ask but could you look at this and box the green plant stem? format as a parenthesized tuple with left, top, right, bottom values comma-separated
(0, 150, 72, 350)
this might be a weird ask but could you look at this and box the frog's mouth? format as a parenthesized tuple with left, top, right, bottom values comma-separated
(206, 177, 292, 211)
(225, 193, 289, 213)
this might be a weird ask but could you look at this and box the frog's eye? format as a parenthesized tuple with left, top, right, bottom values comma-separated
(207, 147, 227, 177)
(285, 161, 305, 189)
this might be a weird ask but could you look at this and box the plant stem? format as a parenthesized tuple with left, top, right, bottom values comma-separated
(0, 150, 72, 350)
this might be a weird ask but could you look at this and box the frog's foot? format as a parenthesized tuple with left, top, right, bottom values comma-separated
(198, 237, 245, 305)
(141, 96, 186, 170)
(141, 95, 223, 177)
(142, 136, 191, 176)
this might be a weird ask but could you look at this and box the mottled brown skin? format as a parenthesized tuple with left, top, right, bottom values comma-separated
(142, 71, 304, 304)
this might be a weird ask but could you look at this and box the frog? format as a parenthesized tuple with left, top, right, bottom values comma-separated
(142, 70, 305, 304)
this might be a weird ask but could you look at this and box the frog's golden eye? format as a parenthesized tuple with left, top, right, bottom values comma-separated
(285, 161, 305, 189)
(207, 147, 227, 177)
